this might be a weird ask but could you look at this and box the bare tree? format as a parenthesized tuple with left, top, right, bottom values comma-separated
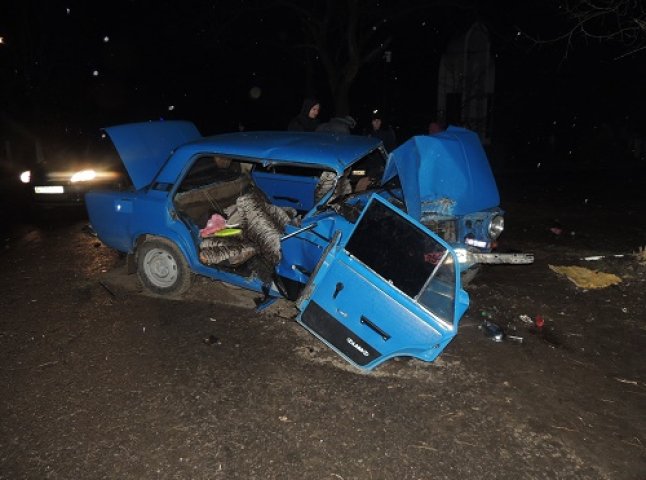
(522, 0, 646, 59)
(273, 0, 469, 116)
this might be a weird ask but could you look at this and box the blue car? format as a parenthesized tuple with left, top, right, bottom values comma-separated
(86, 120, 530, 370)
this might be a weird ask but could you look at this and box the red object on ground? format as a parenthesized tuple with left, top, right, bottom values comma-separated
(535, 315, 545, 328)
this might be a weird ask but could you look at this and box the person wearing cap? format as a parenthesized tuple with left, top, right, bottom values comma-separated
(366, 112, 397, 152)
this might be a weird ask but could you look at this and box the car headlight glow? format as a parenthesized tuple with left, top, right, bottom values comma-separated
(19, 170, 31, 183)
(488, 215, 504, 239)
(70, 169, 97, 183)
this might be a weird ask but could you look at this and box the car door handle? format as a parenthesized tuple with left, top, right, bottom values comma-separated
(360, 316, 391, 341)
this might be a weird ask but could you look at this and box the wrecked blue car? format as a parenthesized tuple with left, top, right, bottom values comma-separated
(86, 120, 531, 370)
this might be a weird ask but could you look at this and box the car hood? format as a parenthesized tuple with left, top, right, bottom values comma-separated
(384, 126, 500, 220)
(104, 120, 201, 190)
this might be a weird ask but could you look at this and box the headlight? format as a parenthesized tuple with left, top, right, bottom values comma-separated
(19, 170, 31, 183)
(488, 215, 504, 239)
(70, 169, 97, 183)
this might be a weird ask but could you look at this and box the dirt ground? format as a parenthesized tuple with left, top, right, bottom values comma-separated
(0, 169, 644, 479)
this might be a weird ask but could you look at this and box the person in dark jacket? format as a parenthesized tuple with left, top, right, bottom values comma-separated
(315, 115, 356, 135)
(287, 98, 321, 132)
(366, 112, 397, 152)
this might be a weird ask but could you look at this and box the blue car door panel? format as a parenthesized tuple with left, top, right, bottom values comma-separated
(297, 196, 469, 370)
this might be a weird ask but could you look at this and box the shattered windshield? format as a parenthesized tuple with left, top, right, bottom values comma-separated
(344, 200, 456, 324)
(324, 148, 388, 204)
(346, 148, 387, 192)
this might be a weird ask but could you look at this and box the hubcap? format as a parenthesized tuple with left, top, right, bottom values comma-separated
(143, 248, 178, 288)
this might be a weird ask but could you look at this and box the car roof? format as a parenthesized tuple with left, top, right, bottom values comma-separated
(177, 131, 383, 171)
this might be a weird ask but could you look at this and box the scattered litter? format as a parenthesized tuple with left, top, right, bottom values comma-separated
(582, 254, 625, 261)
(614, 377, 638, 386)
(621, 307, 628, 313)
(278, 415, 289, 422)
(550, 227, 563, 236)
(549, 265, 622, 289)
(208, 317, 217, 322)
(535, 315, 545, 329)
(519, 314, 533, 325)
(203, 335, 221, 345)
(143, 327, 146, 333)
(481, 320, 504, 342)
(506, 335, 524, 344)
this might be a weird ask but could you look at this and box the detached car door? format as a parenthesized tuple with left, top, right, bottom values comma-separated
(297, 195, 469, 371)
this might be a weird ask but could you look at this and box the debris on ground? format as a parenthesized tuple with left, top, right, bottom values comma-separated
(203, 335, 221, 345)
(535, 315, 545, 329)
(548, 265, 622, 289)
(582, 254, 625, 261)
(519, 314, 533, 325)
(481, 320, 504, 342)
(582, 246, 646, 264)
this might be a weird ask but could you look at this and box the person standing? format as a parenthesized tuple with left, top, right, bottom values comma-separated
(366, 112, 397, 152)
(287, 98, 321, 132)
(315, 115, 356, 135)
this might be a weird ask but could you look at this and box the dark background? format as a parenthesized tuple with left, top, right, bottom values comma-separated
(1, 0, 644, 172)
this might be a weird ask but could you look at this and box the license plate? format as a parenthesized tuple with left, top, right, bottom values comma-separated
(35, 186, 65, 194)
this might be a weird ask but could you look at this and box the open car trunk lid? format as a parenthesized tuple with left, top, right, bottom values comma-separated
(384, 126, 500, 220)
(296, 195, 469, 371)
(104, 120, 201, 190)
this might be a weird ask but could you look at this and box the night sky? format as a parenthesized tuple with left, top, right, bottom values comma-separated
(1, 0, 644, 168)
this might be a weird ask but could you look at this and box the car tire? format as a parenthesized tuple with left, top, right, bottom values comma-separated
(137, 237, 191, 296)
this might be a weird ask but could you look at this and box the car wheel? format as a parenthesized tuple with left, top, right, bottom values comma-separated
(137, 238, 191, 296)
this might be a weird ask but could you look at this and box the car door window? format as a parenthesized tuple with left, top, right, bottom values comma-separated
(344, 199, 455, 323)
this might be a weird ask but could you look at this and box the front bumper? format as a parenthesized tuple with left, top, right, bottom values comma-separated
(455, 249, 535, 268)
